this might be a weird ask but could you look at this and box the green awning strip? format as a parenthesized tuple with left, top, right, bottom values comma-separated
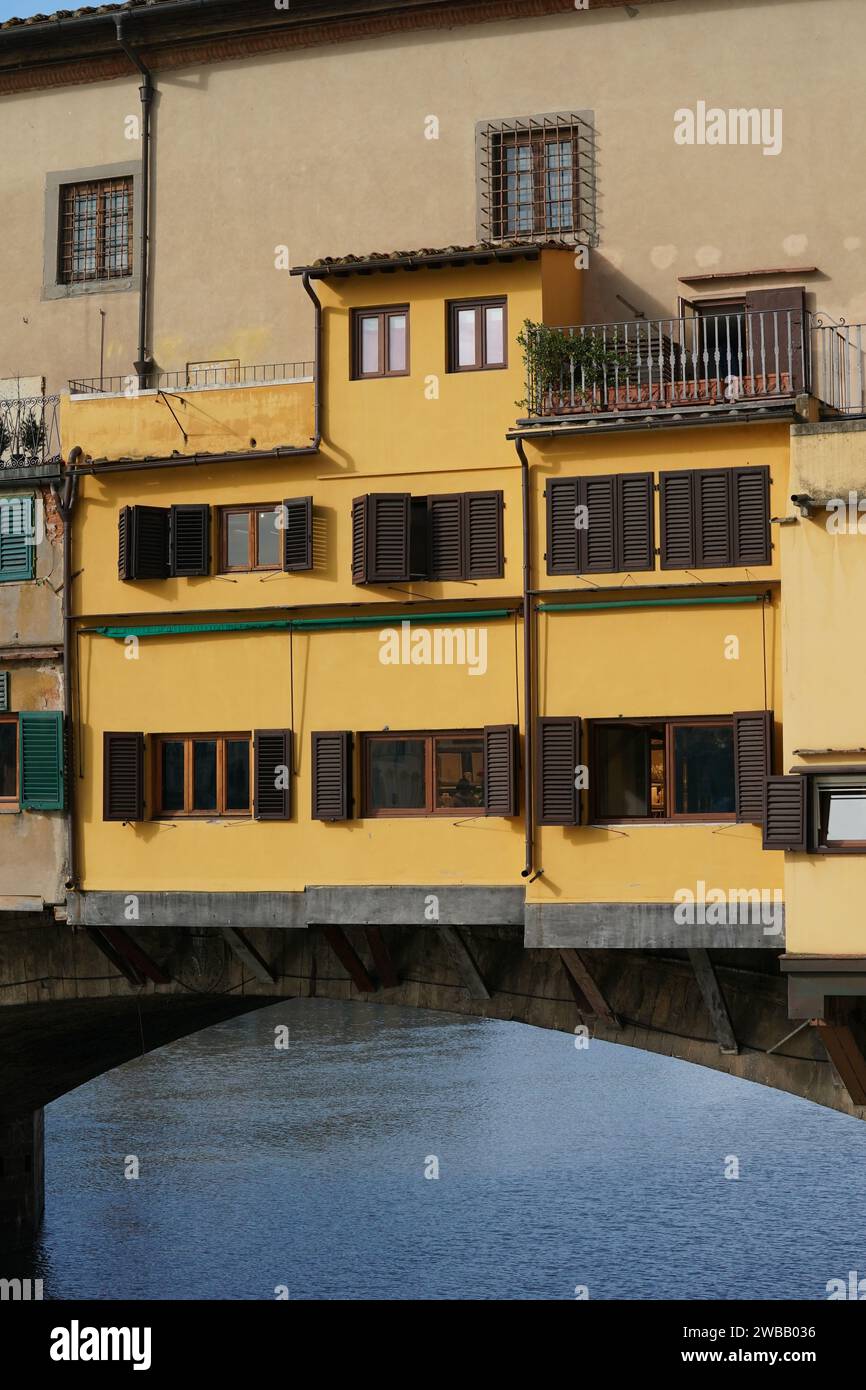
(538, 596, 765, 614)
(93, 610, 512, 639)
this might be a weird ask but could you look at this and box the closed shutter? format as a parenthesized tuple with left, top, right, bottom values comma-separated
(732, 467, 771, 566)
(281, 496, 313, 572)
(762, 774, 806, 851)
(546, 477, 580, 575)
(312, 731, 353, 820)
(351, 496, 368, 584)
(352, 494, 410, 584)
(170, 504, 210, 576)
(660, 471, 695, 569)
(118, 506, 169, 580)
(0, 672, 8, 712)
(581, 475, 617, 573)
(744, 286, 805, 393)
(428, 494, 464, 580)
(733, 710, 773, 823)
(483, 724, 519, 816)
(254, 729, 293, 820)
(537, 716, 581, 825)
(466, 491, 504, 578)
(103, 731, 145, 821)
(617, 473, 654, 571)
(19, 710, 64, 811)
(694, 469, 733, 567)
(0, 495, 35, 582)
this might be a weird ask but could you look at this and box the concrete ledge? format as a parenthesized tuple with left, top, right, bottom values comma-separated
(67, 892, 307, 930)
(303, 885, 526, 926)
(524, 902, 785, 949)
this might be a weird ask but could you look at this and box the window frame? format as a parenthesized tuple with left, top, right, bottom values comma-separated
(153, 732, 253, 819)
(491, 128, 582, 239)
(0, 714, 19, 808)
(588, 715, 737, 825)
(813, 774, 866, 854)
(43, 162, 141, 301)
(361, 729, 486, 818)
(351, 305, 410, 379)
(58, 176, 134, 286)
(218, 504, 281, 573)
(447, 297, 508, 373)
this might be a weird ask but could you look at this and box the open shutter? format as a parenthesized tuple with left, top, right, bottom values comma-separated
(428, 494, 464, 580)
(352, 496, 368, 584)
(119, 506, 169, 580)
(0, 495, 35, 582)
(0, 673, 8, 713)
(732, 466, 771, 566)
(170, 504, 210, 577)
(763, 774, 807, 851)
(617, 473, 654, 571)
(466, 491, 504, 579)
(103, 731, 145, 822)
(537, 717, 581, 825)
(546, 477, 580, 575)
(312, 731, 353, 821)
(483, 724, 519, 816)
(580, 475, 616, 573)
(282, 496, 313, 572)
(254, 729, 293, 820)
(19, 710, 64, 810)
(118, 505, 132, 580)
(694, 469, 732, 567)
(744, 286, 805, 393)
(734, 710, 773, 823)
(659, 471, 695, 569)
(369, 493, 410, 582)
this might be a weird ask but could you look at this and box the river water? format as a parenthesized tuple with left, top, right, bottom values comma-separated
(16, 999, 866, 1300)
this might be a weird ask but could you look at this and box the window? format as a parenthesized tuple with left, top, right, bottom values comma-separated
(659, 465, 771, 570)
(448, 298, 507, 372)
(546, 473, 654, 575)
(364, 732, 485, 816)
(220, 505, 281, 572)
(351, 307, 409, 378)
(815, 776, 866, 851)
(155, 734, 252, 817)
(0, 716, 18, 806)
(352, 490, 503, 584)
(58, 177, 133, 284)
(591, 718, 736, 823)
(476, 112, 595, 244)
(0, 495, 36, 583)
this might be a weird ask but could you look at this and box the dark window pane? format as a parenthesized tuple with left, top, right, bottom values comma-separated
(193, 740, 217, 811)
(820, 785, 866, 844)
(596, 724, 654, 818)
(226, 740, 250, 812)
(256, 509, 280, 567)
(226, 513, 249, 568)
(673, 725, 735, 815)
(370, 738, 426, 810)
(161, 741, 185, 812)
(435, 738, 483, 808)
(0, 723, 16, 799)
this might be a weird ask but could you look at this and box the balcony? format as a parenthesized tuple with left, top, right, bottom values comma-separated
(519, 311, 865, 424)
(0, 395, 62, 481)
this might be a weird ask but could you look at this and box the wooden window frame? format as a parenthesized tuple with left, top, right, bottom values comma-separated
(58, 176, 134, 285)
(447, 297, 508, 373)
(0, 714, 19, 808)
(351, 306, 410, 379)
(491, 128, 582, 240)
(361, 730, 486, 818)
(588, 716, 737, 825)
(154, 733, 253, 819)
(218, 505, 280, 573)
(813, 775, 866, 854)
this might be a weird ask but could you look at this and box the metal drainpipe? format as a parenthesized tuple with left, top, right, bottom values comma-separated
(515, 438, 534, 880)
(301, 272, 323, 448)
(115, 19, 154, 387)
(53, 450, 82, 891)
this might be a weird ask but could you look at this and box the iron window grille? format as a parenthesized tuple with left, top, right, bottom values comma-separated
(58, 177, 133, 284)
(476, 112, 596, 245)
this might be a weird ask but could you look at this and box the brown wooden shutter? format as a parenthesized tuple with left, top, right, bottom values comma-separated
(546, 477, 580, 575)
(103, 731, 145, 822)
(312, 731, 353, 820)
(537, 717, 581, 825)
(660, 471, 695, 569)
(466, 491, 504, 578)
(616, 472, 654, 571)
(694, 468, 733, 567)
(352, 496, 368, 584)
(744, 286, 805, 393)
(483, 724, 519, 816)
(733, 710, 773, 823)
(119, 506, 169, 580)
(254, 730, 292, 819)
(428, 494, 463, 580)
(118, 506, 132, 580)
(170, 504, 210, 576)
(367, 493, 410, 583)
(762, 774, 807, 851)
(732, 467, 771, 566)
(282, 497, 313, 572)
(581, 475, 617, 573)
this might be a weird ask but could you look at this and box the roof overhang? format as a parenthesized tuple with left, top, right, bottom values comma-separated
(291, 242, 573, 280)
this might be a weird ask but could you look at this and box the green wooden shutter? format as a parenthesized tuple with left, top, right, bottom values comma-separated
(0, 495, 35, 582)
(19, 710, 64, 810)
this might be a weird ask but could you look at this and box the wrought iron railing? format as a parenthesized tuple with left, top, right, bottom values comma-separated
(810, 317, 866, 414)
(68, 360, 315, 395)
(0, 395, 62, 471)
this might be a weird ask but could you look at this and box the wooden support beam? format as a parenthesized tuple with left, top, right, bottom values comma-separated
(87, 928, 144, 988)
(440, 927, 491, 1001)
(364, 926, 399, 989)
(221, 927, 277, 985)
(322, 926, 376, 993)
(559, 949, 620, 1026)
(687, 948, 738, 1054)
(814, 1008, 866, 1106)
(89, 926, 171, 986)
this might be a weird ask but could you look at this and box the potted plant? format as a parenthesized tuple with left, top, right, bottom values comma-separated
(517, 319, 627, 415)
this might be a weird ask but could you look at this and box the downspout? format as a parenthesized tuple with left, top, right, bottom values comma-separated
(115, 19, 154, 387)
(53, 450, 82, 891)
(515, 438, 534, 880)
(301, 272, 323, 448)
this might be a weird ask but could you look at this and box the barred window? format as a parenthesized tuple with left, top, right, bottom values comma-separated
(58, 177, 133, 284)
(476, 112, 596, 245)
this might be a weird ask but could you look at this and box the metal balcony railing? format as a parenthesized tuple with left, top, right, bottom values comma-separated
(522, 310, 866, 419)
(68, 360, 315, 395)
(0, 395, 62, 472)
